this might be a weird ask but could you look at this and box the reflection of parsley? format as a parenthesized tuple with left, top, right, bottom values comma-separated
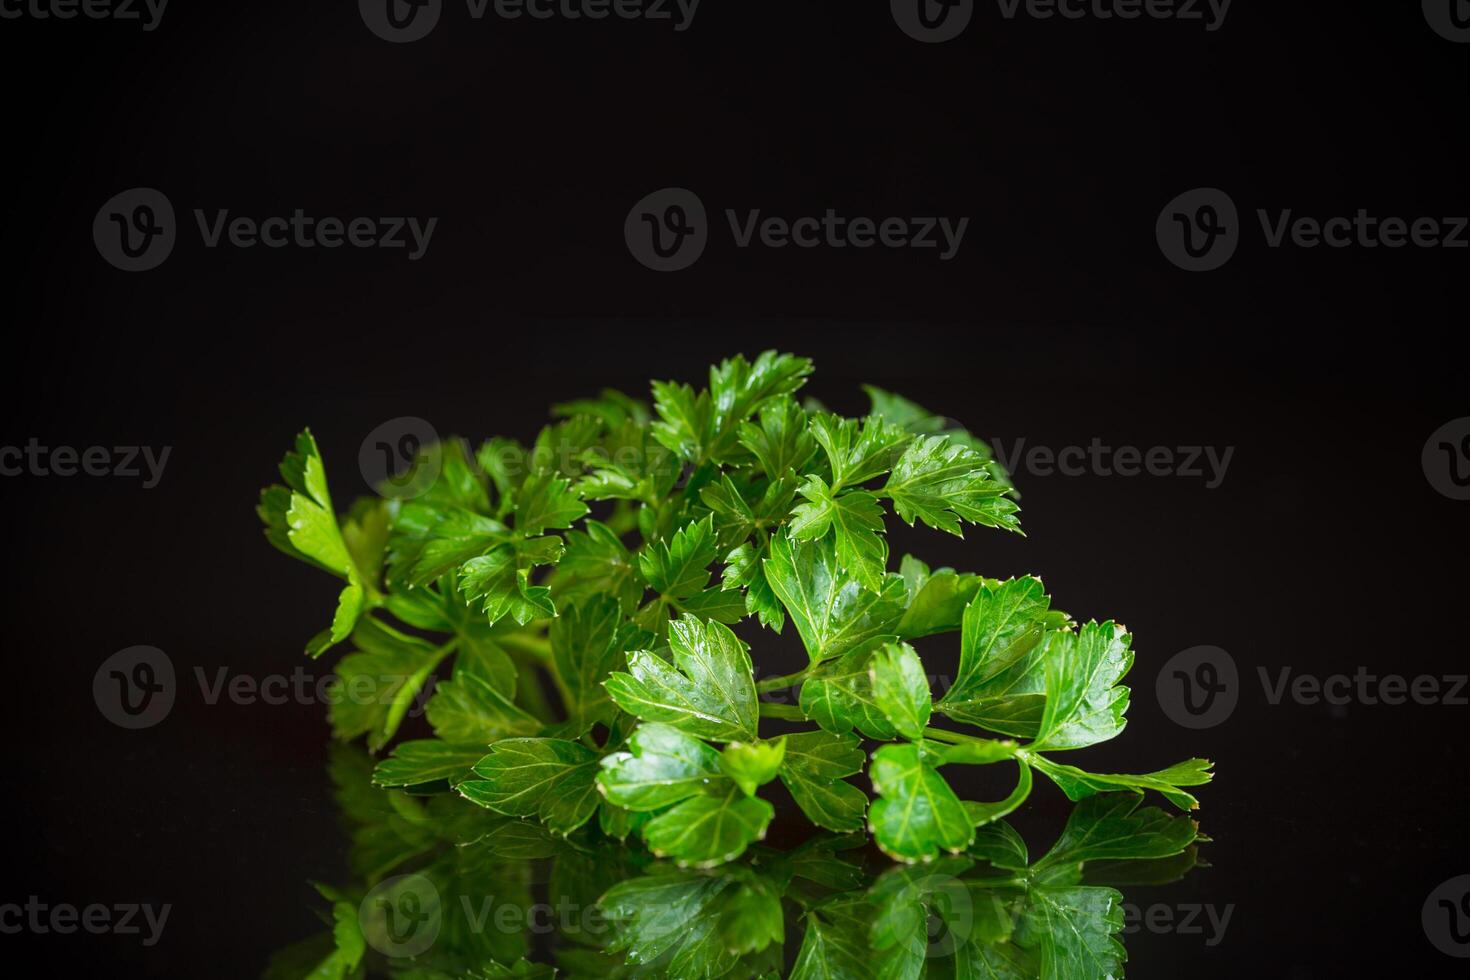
(276, 751, 1207, 979)
(260, 352, 1212, 869)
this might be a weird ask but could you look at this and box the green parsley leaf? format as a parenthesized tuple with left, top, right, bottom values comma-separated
(809, 413, 912, 491)
(458, 738, 601, 835)
(869, 641, 933, 741)
(882, 434, 1021, 536)
(867, 743, 975, 862)
(764, 532, 905, 665)
(1029, 622, 1134, 752)
(895, 554, 984, 639)
(789, 476, 889, 592)
(1029, 793, 1203, 880)
(603, 616, 759, 741)
(1015, 885, 1125, 979)
(600, 870, 743, 977)
(790, 894, 871, 980)
(799, 638, 899, 741)
(258, 430, 371, 656)
(641, 786, 774, 868)
(550, 594, 627, 733)
(328, 620, 450, 750)
(1027, 755, 1215, 811)
(553, 519, 642, 613)
(596, 722, 725, 811)
(372, 739, 487, 789)
(799, 640, 899, 740)
(458, 543, 558, 627)
(718, 738, 786, 797)
(937, 577, 1056, 737)
(737, 394, 819, 478)
(777, 730, 868, 833)
(425, 663, 541, 743)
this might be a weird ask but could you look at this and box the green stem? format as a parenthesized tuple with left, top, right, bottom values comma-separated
(380, 639, 457, 743)
(508, 656, 557, 723)
(498, 632, 553, 661)
(758, 703, 807, 721)
(921, 725, 988, 745)
(756, 668, 812, 693)
(499, 631, 574, 723)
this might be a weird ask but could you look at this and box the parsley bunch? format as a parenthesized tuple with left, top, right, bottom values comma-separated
(259, 352, 1212, 868)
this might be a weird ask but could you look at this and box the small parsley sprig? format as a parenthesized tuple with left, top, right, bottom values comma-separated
(259, 352, 1213, 867)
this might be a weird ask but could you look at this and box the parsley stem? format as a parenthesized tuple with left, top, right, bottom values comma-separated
(921, 725, 1007, 748)
(498, 632, 553, 662)
(756, 669, 811, 693)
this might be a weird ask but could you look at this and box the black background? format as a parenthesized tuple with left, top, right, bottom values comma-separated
(2, 1, 1468, 976)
